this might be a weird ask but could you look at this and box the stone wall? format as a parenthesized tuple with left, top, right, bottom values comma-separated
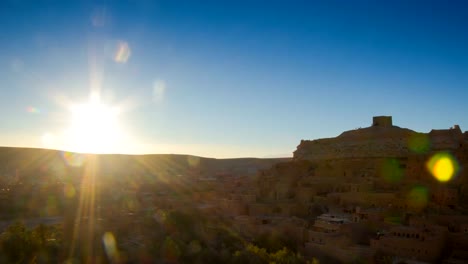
(429, 125, 464, 150)
(370, 225, 446, 263)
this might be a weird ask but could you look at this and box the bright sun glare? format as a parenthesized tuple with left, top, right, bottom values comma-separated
(66, 97, 121, 153)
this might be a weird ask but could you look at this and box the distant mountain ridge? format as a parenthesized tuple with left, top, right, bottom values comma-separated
(0, 146, 290, 182)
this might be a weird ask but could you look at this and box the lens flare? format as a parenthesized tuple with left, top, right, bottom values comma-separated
(407, 186, 428, 211)
(103, 232, 119, 262)
(381, 158, 403, 182)
(408, 133, 430, 154)
(188, 156, 200, 167)
(27, 106, 40, 114)
(114, 41, 131, 63)
(426, 152, 459, 182)
(61, 151, 86, 167)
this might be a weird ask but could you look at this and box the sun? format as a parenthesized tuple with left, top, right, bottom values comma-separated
(66, 97, 121, 153)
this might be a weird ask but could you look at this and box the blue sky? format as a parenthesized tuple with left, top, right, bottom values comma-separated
(0, 0, 467, 158)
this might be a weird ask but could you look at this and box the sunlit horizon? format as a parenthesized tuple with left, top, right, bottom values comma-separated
(1, 1, 467, 158)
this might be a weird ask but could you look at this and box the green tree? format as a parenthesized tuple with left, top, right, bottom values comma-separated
(231, 243, 310, 264)
(0, 221, 34, 262)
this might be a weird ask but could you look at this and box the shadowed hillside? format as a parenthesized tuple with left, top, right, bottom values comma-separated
(0, 147, 289, 182)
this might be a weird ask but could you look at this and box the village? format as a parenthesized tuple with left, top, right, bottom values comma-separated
(0, 116, 467, 263)
(180, 116, 468, 263)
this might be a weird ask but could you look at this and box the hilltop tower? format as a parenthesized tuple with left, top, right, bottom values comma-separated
(372, 116, 392, 127)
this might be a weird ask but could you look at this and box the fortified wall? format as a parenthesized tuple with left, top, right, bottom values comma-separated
(294, 116, 464, 160)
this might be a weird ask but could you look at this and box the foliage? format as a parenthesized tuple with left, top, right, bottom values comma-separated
(0, 222, 62, 263)
(232, 244, 310, 264)
(0, 210, 315, 264)
(254, 231, 296, 252)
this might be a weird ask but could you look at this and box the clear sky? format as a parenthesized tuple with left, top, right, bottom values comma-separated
(0, 0, 467, 158)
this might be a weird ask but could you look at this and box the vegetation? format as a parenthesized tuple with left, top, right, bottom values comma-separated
(0, 210, 313, 264)
(232, 244, 309, 264)
(0, 222, 62, 263)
